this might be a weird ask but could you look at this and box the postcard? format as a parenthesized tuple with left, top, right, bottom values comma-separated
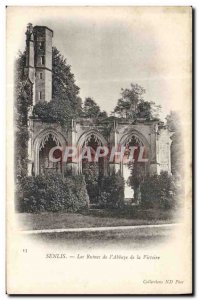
(6, 6, 192, 294)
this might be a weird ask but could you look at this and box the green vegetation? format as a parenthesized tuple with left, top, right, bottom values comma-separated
(166, 111, 183, 176)
(99, 173, 125, 208)
(82, 162, 125, 208)
(33, 47, 82, 124)
(80, 97, 108, 119)
(114, 83, 161, 121)
(19, 174, 89, 213)
(15, 45, 182, 216)
(18, 208, 178, 231)
(15, 52, 33, 184)
(140, 171, 179, 209)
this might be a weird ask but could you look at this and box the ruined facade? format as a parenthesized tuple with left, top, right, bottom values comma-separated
(24, 24, 172, 201)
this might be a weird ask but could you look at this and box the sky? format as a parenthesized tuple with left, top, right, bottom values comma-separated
(7, 6, 192, 119)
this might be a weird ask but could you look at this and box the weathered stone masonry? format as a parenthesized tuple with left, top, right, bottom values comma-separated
(24, 24, 172, 200)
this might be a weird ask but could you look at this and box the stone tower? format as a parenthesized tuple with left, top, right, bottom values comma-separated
(25, 23, 172, 204)
(25, 24, 53, 104)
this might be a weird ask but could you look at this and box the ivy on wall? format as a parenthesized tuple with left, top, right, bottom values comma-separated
(15, 51, 33, 183)
(33, 47, 82, 125)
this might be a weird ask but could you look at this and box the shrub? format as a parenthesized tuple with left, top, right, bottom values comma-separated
(64, 175, 90, 211)
(140, 171, 177, 209)
(99, 173, 125, 208)
(82, 163, 100, 203)
(19, 174, 89, 213)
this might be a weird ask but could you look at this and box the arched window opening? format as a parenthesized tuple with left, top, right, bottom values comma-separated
(81, 134, 105, 204)
(39, 133, 62, 175)
(122, 134, 149, 204)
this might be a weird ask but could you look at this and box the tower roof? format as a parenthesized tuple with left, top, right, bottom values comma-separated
(34, 25, 53, 36)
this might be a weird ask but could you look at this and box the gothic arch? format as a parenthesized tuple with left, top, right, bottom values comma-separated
(76, 129, 108, 174)
(77, 129, 108, 148)
(119, 129, 150, 150)
(33, 128, 67, 175)
(118, 130, 151, 179)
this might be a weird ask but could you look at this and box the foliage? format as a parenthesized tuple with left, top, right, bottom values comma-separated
(99, 173, 125, 208)
(19, 174, 89, 213)
(114, 83, 161, 121)
(114, 83, 145, 118)
(166, 111, 183, 175)
(80, 97, 108, 119)
(136, 100, 152, 119)
(33, 59, 110, 124)
(166, 111, 181, 132)
(82, 161, 124, 207)
(15, 52, 33, 125)
(127, 163, 147, 202)
(32, 47, 82, 124)
(15, 51, 33, 183)
(52, 47, 81, 115)
(82, 163, 100, 203)
(128, 163, 147, 188)
(33, 98, 72, 126)
(140, 171, 178, 209)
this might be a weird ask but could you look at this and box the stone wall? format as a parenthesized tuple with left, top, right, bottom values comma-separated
(28, 118, 172, 177)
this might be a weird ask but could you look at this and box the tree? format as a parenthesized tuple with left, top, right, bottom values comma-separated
(166, 111, 183, 176)
(33, 97, 76, 126)
(166, 111, 180, 132)
(33, 47, 83, 124)
(81, 97, 108, 119)
(99, 173, 125, 208)
(98, 110, 108, 119)
(114, 83, 161, 121)
(83, 97, 100, 118)
(114, 83, 145, 118)
(140, 171, 177, 209)
(82, 162, 100, 203)
(52, 47, 81, 117)
(127, 162, 147, 203)
(15, 46, 82, 185)
(136, 100, 152, 119)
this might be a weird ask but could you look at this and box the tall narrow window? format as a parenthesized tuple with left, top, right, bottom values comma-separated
(39, 41, 45, 50)
(41, 56, 45, 65)
(40, 73, 43, 79)
(39, 91, 42, 100)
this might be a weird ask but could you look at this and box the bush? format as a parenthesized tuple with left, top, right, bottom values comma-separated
(82, 163, 125, 207)
(18, 174, 89, 213)
(140, 171, 177, 209)
(99, 173, 125, 208)
(82, 163, 100, 203)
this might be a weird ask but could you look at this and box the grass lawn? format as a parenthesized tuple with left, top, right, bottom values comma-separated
(17, 207, 181, 231)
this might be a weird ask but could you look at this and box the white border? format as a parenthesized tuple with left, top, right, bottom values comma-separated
(1, 1, 196, 298)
